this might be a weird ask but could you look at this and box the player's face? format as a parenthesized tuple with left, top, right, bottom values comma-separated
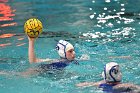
(66, 48, 75, 61)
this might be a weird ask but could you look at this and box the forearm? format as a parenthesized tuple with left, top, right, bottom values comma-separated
(28, 38, 36, 63)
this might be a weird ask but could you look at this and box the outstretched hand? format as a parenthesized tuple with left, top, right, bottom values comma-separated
(79, 54, 90, 60)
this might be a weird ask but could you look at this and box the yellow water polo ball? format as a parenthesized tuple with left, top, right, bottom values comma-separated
(24, 18, 43, 38)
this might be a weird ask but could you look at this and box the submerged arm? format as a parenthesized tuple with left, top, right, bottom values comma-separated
(113, 83, 140, 92)
(76, 80, 104, 87)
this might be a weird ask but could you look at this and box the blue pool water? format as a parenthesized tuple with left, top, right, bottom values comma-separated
(0, 0, 140, 93)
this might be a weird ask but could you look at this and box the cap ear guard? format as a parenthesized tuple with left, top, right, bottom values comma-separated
(56, 42, 67, 58)
(110, 66, 119, 74)
(56, 45, 59, 51)
(109, 65, 120, 82)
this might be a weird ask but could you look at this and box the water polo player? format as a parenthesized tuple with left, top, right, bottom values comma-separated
(28, 37, 77, 69)
(77, 62, 140, 93)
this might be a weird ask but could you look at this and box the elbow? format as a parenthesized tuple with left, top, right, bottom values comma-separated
(29, 58, 37, 64)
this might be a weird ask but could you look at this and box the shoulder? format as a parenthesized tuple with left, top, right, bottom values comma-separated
(37, 58, 67, 63)
(35, 58, 55, 63)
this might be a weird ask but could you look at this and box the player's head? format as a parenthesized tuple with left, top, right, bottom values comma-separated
(102, 62, 122, 83)
(56, 40, 75, 60)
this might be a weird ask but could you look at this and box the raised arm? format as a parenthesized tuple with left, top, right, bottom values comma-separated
(28, 37, 38, 63)
(28, 37, 53, 63)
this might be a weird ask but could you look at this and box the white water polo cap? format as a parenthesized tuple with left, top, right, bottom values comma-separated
(56, 40, 74, 58)
(102, 62, 122, 83)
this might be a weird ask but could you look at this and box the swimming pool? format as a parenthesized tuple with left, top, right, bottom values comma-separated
(0, 0, 140, 93)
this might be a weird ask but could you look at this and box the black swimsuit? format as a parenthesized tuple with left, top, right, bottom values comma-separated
(39, 61, 69, 70)
(37, 59, 72, 73)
